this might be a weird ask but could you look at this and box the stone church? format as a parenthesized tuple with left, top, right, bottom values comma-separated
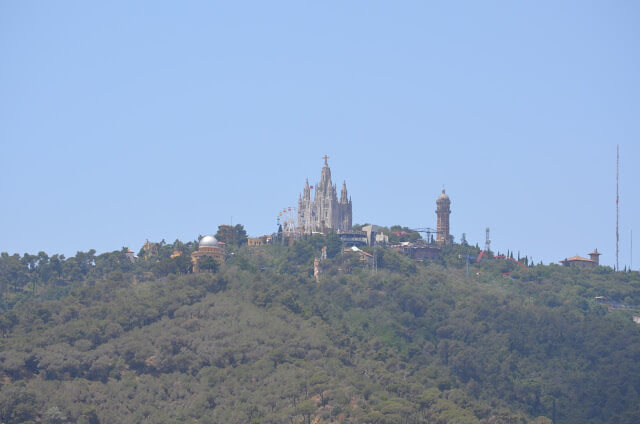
(298, 156, 352, 233)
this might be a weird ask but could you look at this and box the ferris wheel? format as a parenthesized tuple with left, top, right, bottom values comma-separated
(277, 206, 299, 237)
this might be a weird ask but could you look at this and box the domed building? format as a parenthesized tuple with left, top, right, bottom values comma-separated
(199, 235, 219, 247)
(191, 235, 226, 272)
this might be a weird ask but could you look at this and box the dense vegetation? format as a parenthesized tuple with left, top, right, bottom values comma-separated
(1, 234, 640, 423)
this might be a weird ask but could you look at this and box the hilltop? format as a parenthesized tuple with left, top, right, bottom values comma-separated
(1, 238, 640, 423)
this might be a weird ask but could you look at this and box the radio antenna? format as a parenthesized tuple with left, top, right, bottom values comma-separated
(616, 145, 620, 271)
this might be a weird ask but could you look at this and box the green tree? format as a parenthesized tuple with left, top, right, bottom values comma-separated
(215, 224, 248, 247)
(297, 400, 316, 424)
(0, 386, 38, 423)
(287, 240, 315, 266)
(199, 256, 219, 273)
(42, 406, 67, 424)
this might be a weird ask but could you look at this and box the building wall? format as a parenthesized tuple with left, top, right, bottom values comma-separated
(247, 237, 267, 247)
(191, 246, 225, 272)
(562, 259, 596, 269)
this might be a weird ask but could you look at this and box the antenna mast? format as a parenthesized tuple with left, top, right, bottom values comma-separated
(485, 227, 491, 253)
(616, 145, 620, 271)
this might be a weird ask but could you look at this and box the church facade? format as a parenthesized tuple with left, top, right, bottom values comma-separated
(298, 156, 352, 233)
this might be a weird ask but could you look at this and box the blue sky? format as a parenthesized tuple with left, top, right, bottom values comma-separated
(1, 1, 638, 268)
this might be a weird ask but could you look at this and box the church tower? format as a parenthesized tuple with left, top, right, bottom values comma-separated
(436, 188, 451, 244)
(339, 181, 352, 231)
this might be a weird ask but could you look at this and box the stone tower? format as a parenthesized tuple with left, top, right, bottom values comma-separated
(298, 156, 352, 233)
(436, 188, 451, 244)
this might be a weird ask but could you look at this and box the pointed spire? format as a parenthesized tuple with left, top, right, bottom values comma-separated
(303, 178, 311, 200)
(319, 156, 332, 193)
(340, 180, 348, 203)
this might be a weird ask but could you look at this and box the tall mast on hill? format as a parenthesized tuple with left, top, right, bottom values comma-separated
(616, 145, 620, 271)
(485, 227, 491, 253)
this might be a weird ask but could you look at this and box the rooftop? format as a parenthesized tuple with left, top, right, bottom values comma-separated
(562, 256, 594, 263)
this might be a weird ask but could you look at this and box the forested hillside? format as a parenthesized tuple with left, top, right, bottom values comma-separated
(1, 238, 640, 423)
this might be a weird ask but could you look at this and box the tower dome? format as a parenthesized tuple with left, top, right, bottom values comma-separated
(199, 235, 219, 247)
(437, 188, 450, 202)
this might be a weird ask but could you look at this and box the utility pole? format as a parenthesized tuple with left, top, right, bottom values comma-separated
(616, 145, 620, 271)
(485, 227, 491, 254)
(372, 241, 376, 275)
(466, 253, 470, 277)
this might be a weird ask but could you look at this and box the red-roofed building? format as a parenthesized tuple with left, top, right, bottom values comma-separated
(560, 249, 601, 269)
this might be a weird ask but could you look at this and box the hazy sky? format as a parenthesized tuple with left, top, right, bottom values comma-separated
(1, 1, 638, 268)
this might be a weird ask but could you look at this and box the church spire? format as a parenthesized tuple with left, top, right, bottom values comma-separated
(303, 178, 311, 200)
(319, 155, 332, 193)
(340, 181, 348, 203)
